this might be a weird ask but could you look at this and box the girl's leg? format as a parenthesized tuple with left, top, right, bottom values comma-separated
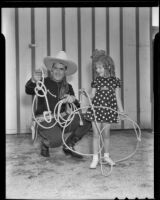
(90, 122, 101, 169)
(102, 123, 115, 165)
(102, 123, 111, 153)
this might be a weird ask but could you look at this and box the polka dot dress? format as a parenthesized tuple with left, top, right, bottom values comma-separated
(85, 76, 122, 123)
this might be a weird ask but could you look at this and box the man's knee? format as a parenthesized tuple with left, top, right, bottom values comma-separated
(38, 124, 63, 148)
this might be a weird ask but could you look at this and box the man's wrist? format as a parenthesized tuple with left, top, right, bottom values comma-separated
(31, 78, 36, 83)
(71, 95, 76, 102)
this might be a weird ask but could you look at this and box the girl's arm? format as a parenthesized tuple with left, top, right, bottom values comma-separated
(115, 88, 124, 113)
(90, 88, 96, 99)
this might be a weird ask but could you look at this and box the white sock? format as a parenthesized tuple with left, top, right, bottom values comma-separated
(104, 153, 109, 157)
(93, 154, 98, 160)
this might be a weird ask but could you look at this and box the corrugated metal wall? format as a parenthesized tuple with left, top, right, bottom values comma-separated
(3, 7, 153, 134)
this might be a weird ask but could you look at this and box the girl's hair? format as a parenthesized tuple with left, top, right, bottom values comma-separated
(48, 64, 69, 99)
(91, 49, 115, 78)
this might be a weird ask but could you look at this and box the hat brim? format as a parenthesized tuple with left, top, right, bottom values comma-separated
(43, 57, 77, 76)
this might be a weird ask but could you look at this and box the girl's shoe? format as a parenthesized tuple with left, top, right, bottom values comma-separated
(103, 155, 115, 166)
(90, 155, 99, 169)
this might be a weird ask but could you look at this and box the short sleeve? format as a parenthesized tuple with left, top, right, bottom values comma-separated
(115, 77, 122, 88)
(91, 79, 98, 88)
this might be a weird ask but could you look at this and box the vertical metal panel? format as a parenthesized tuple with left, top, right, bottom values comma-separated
(95, 8, 106, 51)
(81, 8, 92, 109)
(3, 8, 17, 134)
(109, 8, 121, 77)
(50, 8, 62, 55)
(47, 8, 51, 56)
(65, 8, 79, 98)
(19, 8, 32, 133)
(92, 7, 95, 79)
(94, 7, 106, 80)
(123, 8, 137, 129)
(77, 8, 82, 97)
(139, 8, 151, 128)
(31, 8, 35, 76)
(120, 8, 124, 129)
(106, 7, 110, 54)
(92, 7, 95, 52)
(15, 8, 20, 134)
(34, 8, 47, 69)
(136, 8, 140, 126)
(109, 8, 121, 129)
(62, 8, 66, 51)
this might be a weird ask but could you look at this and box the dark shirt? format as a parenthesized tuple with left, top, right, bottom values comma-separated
(25, 77, 80, 115)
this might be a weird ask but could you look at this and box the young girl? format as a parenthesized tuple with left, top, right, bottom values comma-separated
(85, 49, 124, 169)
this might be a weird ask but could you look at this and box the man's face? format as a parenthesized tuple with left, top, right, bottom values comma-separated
(51, 63, 66, 81)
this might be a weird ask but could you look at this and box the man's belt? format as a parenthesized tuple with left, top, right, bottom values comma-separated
(33, 112, 68, 123)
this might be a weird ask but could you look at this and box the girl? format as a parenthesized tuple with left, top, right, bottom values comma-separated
(85, 49, 124, 169)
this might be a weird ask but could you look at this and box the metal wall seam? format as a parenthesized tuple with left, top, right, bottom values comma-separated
(77, 8, 82, 98)
(92, 7, 95, 80)
(47, 8, 51, 56)
(120, 7, 124, 129)
(136, 7, 140, 127)
(31, 8, 35, 76)
(106, 7, 110, 55)
(15, 8, 20, 134)
(62, 8, 66, 51)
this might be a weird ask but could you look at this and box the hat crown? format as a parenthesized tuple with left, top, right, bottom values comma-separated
(56, 51, 68, 60)
(44, 50, 77, 75)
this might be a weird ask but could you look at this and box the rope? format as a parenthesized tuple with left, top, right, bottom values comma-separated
(31, 69, 141, 177)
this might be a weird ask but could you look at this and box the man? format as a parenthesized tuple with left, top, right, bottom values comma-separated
(25, 51, 91, 158)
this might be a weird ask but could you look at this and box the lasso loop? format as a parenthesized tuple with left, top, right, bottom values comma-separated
(32, 69, 141, 177)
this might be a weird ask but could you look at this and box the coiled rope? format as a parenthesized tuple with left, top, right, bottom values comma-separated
(31, 69, 141, 176)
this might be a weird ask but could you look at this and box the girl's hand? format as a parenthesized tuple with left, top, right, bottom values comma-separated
(118, 111, 128, 120)
(79, 88, 88, 98)
(119, 111, 127, 115)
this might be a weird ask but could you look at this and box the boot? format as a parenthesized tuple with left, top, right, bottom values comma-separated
(62, 136, 83, 159)
(40, 141, 50, 157)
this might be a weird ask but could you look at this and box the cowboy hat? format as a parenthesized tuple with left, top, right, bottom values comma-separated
(43, 51, 77, 76)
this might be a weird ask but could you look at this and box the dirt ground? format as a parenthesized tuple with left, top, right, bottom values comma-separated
(6, 130, 153, 199)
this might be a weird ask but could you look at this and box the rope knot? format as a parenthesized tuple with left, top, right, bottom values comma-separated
(34, 81, 47, 97)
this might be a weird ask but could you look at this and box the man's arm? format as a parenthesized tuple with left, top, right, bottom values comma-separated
(25, 79, 36, 95)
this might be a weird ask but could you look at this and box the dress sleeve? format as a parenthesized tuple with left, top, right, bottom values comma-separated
(91, 78, 98, 88)
(115, 77, 122, 88)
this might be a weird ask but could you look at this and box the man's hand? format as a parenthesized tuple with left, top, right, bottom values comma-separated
(32, 69, 42, 82)
(62, 94, 76, 103)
